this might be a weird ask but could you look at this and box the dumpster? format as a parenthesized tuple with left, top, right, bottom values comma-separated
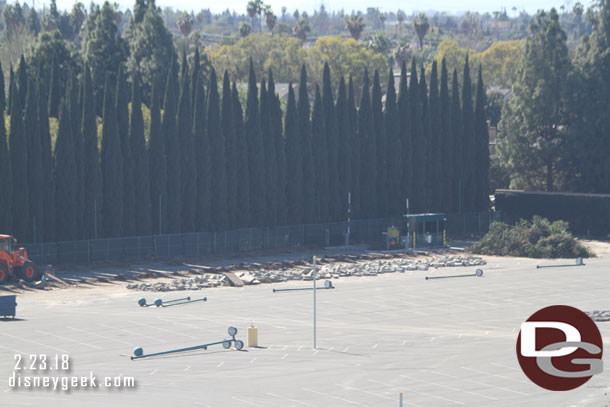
(0, 295, 17, 318)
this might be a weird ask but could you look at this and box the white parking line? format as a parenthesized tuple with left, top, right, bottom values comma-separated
(462, 367, 529, 384)
(67, 326, 134, 346)
(427, 370, 528, 396)
(1, 333, 69, 353)
(232, 396, 264, 406)
(128, 320, 199, 340)
(267, 392, 317, 406)
(34, 330, 102, 350)
(302, 387, 369, 406)
(368, 378, 464, 405)
(336, 383, 422, 406)
(399, 374, 497, 401)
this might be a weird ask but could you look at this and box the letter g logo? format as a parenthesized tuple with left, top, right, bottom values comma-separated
(516, 305, 604, 391)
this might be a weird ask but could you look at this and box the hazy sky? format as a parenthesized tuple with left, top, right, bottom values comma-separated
(53, 0, 593, 14)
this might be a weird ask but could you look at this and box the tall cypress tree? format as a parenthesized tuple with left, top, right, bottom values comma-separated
(439, 58, 453, 213)
(398, 61, 411, 214)
(223, 71, 238, 229)
(409, 61, 424, 212)
(261, 77, 278, 226)
(451, 69, 462, 213)
(474, 66, 489, 211)
(163, 57, 181, 233)
(100, 73, 123, 237)
(48, 53, 60, 118)
(209, 68, 228, 232)
(335, 77, 351, 220)
(427, 61, 441, 212)
(178, 53, 196, 232)
(25, 77, 43, 242)
(358, 69, 376, 218)
(68, 73, 84, 238)
(0, 93, 11, 233)
(9, 79, 29, 241)
(311, 85, 329, 222)
(54, 98, 78, 241)
(461, 55, 475, 212)
(38, 74, 54, 242)
(284, 84, 302, 224)
(371, 70, 384, 218)
(347, 76, 360, 219)
(298, 65, 315, 223)
(149, 77, 167, 234)
(191, 48, 200, 108)
(130, 75, 152, 235)
(16, 55, 27, 113)
(116, 66, 135, 236)
(82, 65, 102, 239)
(418, 66, 430, 212)
(245, 60, 266, 227)
(193, 73, 210, 231)
(385, 68, 401, 216)
(7, 67, 14, 114)
(0, 61, 5, 112)
(268, 71, 286, 226)
(232, 82, 250, 228)
(322, 63, 339, 221)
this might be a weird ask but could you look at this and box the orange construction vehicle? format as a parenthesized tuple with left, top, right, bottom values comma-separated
(0, 235, 41, 284)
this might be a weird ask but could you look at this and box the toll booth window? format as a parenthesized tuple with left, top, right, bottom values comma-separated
(0, 240, 8, 252)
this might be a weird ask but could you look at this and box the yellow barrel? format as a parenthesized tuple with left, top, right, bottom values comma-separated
(247, 325, 258, 347)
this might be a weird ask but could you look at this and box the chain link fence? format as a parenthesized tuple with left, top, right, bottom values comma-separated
(23, 212, 497, 265)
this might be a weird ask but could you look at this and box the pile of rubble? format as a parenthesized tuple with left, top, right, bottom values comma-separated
(127, 273, 230, 292)
(585, 310, 610, 322)
(126, 255, 485, 291)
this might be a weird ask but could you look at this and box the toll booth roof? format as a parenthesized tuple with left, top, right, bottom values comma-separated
(403, 213, 447, 222)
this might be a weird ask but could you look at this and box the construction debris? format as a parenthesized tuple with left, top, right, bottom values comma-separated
(126, 255, 485, 292)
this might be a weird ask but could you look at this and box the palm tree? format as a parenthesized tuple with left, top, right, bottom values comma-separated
(412, 13, 430, 49)
(379, 12, 387, 31)
(293, 18, 310, 43)
(247, 1, 257, 31)
(396, 9, 405, 34)
(345, 14, 365, 41)
(264, 6, 277, 33)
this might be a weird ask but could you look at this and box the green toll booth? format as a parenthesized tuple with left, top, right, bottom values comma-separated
(402, 213, 447, 248)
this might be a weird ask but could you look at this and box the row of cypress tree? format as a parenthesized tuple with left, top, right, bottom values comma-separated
(0, 51, 489, 243)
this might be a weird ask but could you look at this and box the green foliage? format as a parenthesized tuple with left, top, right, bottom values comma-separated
(130, 75, 152, 236)
(426, 61, 441, 212)
(284, 83, 302, 224)
(81, 65, 102, 239)
(38, 78, 55, 242)
(471, 217, 590, 259)
(163, 57, 181, 233)
(498, 9, 571, 192)
(25, 76, 43, 243)
(82, 2, 128, 113)
(439, 59, 453, 212)
(100, 72, 123, 238)
(245, 60, 266, 227)
(54, 98, 78, 241)
(9, 75, 29, 241)
(0, 110, 11, 233)
(460, 55, 476, 212)
(116, 67, 134, 236)
(177, 54, 196, 232)
(297, 65, 314, 223)
(148, 77, 167, 234)
(126, 1, 175, 105)
(311, 85, 329, 222)
(232, 81, 250, 228)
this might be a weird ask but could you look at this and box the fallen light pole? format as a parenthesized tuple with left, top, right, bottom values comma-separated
(272, 279, 335, 293)
(131, 326, 244, 360)
(137, 296, 207, 307)
(425, 269, 484, 280)
(536, 257, 584, 269)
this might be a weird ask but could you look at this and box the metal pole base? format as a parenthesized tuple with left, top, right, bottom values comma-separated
(273, 280, 334, 293)
(425, 269, 484, 280)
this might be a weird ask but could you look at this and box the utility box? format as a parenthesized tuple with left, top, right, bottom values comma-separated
(247, 325, 258, 347)
(0, 295, 17, 318)
(386, 226, 400, 250)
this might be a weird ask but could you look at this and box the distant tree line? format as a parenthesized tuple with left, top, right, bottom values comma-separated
(0, 49, 489, 243)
